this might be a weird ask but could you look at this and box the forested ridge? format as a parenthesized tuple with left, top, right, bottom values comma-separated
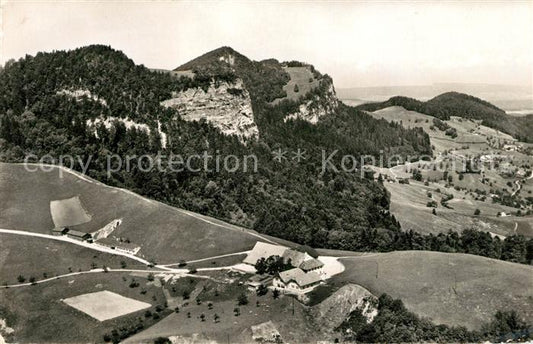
(1, 45, 531, 264)
(357, 92, 533, 142)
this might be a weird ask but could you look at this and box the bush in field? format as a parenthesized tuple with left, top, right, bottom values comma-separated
(273, 289, 280, 299)
(237, 293, 248, 305)
(257, 284, 268, 296)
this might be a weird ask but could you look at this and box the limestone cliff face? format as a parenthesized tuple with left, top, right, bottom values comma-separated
(312, 284, 377, 333)
(161, 78, 258, 142)
(285, 81, 339, 124)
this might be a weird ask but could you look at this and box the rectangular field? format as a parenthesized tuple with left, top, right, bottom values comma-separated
(63, 290, 151, 321)
(50, 196, 91, 228)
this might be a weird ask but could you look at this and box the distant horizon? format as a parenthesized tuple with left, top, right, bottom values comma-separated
(337, 82, 533, 89)
(2, 1, 531, 89)
(4, 42, 533, 91)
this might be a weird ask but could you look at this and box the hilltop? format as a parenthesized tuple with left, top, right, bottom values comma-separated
(357, 92, 533, 142)
(172, 45, 338, 124)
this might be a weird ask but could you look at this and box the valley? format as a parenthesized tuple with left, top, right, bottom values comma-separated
(363, 105, 533, 238)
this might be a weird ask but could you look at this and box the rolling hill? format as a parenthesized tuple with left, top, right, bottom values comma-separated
(333, 251, 533, 330)
(357, 92, 533, 142)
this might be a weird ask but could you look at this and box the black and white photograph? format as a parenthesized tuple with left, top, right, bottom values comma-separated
(0, 0, 532, 343)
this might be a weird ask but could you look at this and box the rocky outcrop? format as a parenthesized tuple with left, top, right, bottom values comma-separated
(312, 284, 377, 333)
(86, 117, 167, 149)
(285, 81, 339, 124)
(57, 88, 107, 106)
(0, 318, 14, 344)
(161, 78, 258, 142)
(251, 321, 282, 343)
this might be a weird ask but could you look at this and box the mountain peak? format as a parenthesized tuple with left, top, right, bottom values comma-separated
(175, 46, 249, 71)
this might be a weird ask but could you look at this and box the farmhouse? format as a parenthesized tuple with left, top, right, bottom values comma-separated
(273, 268, 322, 295)
(244, 241, 327, 277)
(96, 237, 141, 255)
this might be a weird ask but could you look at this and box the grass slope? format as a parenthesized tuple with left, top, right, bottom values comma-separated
(271, 66, 320, 104)
(0, 163, 266, 262)
(384, 180, 524, 236)
(369, 106, 512, 154)
(124, 291, 315, 344)
(333, 251, 533, 330)
(0, 234, 141, 285)
(0, 273, 168, 343)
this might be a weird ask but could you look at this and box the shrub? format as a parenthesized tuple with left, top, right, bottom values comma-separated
(237, 293, 248, 305)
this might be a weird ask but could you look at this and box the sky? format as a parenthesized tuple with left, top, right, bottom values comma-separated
(1, 0, 532, 88)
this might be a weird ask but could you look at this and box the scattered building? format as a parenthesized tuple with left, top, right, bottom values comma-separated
(52, 227, 67, 236)
(516, 169, 527, 178)
(247, 274, 274, 291)
(503, 144, 518, 152)
(65, 229, 92, 241)
(52, 227, 92, 240)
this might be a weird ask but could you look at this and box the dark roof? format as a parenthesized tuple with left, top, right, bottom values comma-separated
(67, 229, 91, 238)
(249, 274, 273, 283)
(282, 250, 307, 267)
(299, 259, 324, 271)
